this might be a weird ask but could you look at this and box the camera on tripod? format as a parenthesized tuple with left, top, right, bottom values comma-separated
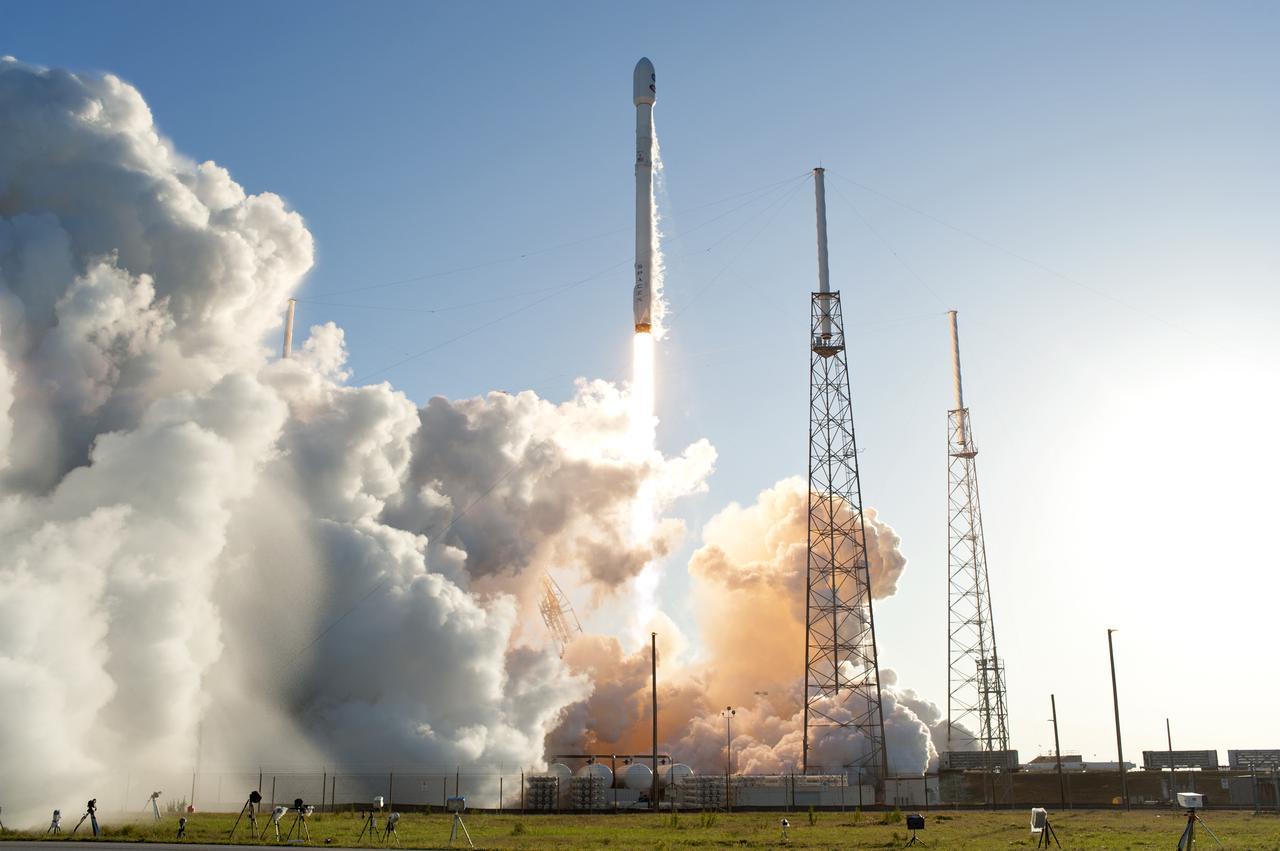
(1177, 792, 1204, 809)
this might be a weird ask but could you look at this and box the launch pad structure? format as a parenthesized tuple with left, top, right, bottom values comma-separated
(801, 168, 889, 793)
(945, 311, 1012, 762)
(538, 572, 583, 657)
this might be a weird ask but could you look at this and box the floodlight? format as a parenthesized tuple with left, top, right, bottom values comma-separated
(779, 818, 790, 828)
(373, 795, 385, 809)
(149, 791, 162, 801)
(272, 806, 287, 824)
(386, 813, 400, 828)
(1177, 792, 1204, 809)
(445, 796, 466, 814)
(249, 790, 263, 805)
(906, 814, 925, 831)
(177, 816, 188, 839)
(1031, 808, 1048, 832)
(293, 798, 306, 812)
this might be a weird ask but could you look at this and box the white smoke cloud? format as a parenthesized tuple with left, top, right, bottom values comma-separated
(0, 57, 960, 824)
(0, 58, 713, 822)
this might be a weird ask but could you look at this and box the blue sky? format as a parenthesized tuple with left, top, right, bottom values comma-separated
(9, 1, 1280, 764)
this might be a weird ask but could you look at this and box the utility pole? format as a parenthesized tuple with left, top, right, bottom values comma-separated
(721, 706, 736, 811)
(651, 632, 658, 812)
(1107, 628, 1128, 809)
(1051, 694, 1065, 809)
(1167, 718, 1176, 808)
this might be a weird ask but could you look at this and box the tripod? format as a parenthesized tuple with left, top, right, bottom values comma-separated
(1177, 808, 1222, 849)
(356, 809, 380, 842)
(228, 797, 260, 840)
(284, 808, 311, 843)
(382, 814, 401, 845)
(1035, 816, 1061, 849)
(147, 795, 162, 822)
(71, 805, 99, 837)
(449, 812, 473, 848)
(47, 811, 62, 834)
(261, 808, 285, 842)
(904, 828, 927, 846)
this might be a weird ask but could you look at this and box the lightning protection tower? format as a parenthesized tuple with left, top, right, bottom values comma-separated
(539, 572, 582, 657)
(802, 168, 889, 792)
(945, 310, 1011, 758)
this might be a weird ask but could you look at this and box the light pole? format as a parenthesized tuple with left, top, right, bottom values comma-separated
(1107, 628, 1129, 810)
(1050, 694, 1066, 809)
(721, 706, 736, 811)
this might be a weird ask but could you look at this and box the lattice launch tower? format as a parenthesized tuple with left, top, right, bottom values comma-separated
(945, 310, 1011, 756)
(801, 168, 889, 790)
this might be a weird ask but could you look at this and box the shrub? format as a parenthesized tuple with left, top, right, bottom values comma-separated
(510, 821, 526, 836)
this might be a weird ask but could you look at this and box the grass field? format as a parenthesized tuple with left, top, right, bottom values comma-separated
(5, 808, 1280, 849)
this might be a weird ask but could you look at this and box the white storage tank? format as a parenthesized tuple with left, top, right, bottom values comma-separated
(657, 763, 694, 788)
(620, 762, 653, 791)
(576, 762, 613, 787)
(548, 763, 572, 784)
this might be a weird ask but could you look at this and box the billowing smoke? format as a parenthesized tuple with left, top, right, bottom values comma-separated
(0, 57, 713, 820)
(549, 477, 950, 778)
(0, 57, 956, 824)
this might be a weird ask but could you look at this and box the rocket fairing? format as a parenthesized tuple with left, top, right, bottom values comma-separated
(633, 57, 656, 334)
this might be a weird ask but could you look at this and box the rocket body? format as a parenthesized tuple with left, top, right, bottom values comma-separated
(633, 58, 656, 333)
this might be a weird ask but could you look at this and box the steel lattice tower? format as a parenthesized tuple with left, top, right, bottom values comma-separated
(802, 169, 889, 790)
(538, 572, 583, 657)
(945, 310, 1011, 757)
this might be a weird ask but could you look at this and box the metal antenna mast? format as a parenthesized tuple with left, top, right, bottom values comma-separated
(945, 310, 1011, 758)
(801, 168, 889, 794)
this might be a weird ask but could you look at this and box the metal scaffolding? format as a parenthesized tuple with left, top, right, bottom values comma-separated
(945, 311, 1011, 757)
(538, 572, 582, 657)
(802, 287, 888, 791)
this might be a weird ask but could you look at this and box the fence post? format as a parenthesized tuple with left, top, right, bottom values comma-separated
(332, 776, 337, 813)
(500, 775, 504, 812)
(387, 771, 394, 811)
(271, 776, 276, 811)
(455, 767, 460, 798)
(521, 770, 525, 814)
(321, 770, 327, 813)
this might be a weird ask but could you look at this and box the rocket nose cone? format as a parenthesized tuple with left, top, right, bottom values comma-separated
(633, 57, 656, 106)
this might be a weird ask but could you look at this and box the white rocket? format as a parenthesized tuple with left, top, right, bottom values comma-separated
(633, 57, 656, 333)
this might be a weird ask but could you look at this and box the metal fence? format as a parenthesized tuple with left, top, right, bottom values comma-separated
(84, 766, 1280, 817)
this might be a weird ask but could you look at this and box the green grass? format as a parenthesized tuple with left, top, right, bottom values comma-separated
(4, 808, 1280, 849)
